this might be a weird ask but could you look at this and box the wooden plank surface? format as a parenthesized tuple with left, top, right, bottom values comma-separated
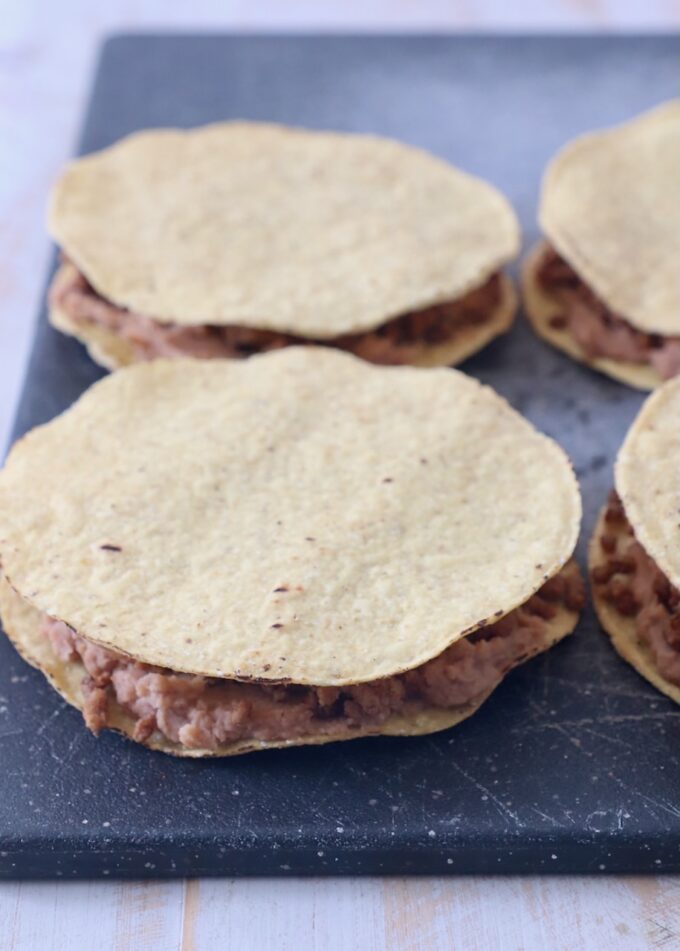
(2, 876, 680, 949)
(2, 1, 679, 948)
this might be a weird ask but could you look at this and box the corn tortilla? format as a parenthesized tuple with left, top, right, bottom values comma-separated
(589, 509, 680, 707)
(0, 348, 581, 687)
(538, 100, 680, 337)
(48, 122, 520, 339)
(615, 377, 680, 587)
(590, 378, 680, 703)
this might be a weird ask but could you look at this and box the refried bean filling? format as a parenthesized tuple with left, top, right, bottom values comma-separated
(536, 246, 680, 380)
(41, 564, 583, 750)
(592, 490, 680, 685)
(49, 259, 503, 366)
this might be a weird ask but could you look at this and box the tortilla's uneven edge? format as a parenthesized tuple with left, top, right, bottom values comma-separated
(48, 122, 520, 337)
(588, 508, 680, 707)
(0, 571, 581, 757)
(521, 242, 661, 391)
(48, 267, 517, 372)
(538, 101, 680, 337)
(50, 301, 135, 372)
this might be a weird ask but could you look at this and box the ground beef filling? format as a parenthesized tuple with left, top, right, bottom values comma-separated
(536, 246, 680, 380)
(49, 260, 502, 365)
(41, 565, 583, 750)
(592, 491, 680, 685)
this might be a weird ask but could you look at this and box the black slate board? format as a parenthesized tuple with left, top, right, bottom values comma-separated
(2, 34, 680, 880)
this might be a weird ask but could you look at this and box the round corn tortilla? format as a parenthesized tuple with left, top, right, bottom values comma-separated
(589, 509, 680, 707)
(590, 379, 680, 704)
(48, 122, 520, 338)
(0, 348, 581, 686)
(49, 263, 517, 372)
(0, 570, 580, 756)
(615, 376, 680, 589)
(538, 100, 680, 336)
(521, 241, 661, 391)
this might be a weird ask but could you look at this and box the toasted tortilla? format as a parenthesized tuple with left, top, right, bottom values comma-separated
(589, 508, 680, 707)
(539, 100, 680, 336)
(48, 122, 519, 339)
(590, 378, 680, 703)
(0, 349, 581, 687)
(0, 571, 580, 756)
(615, 376, 680, 588)
(521, 241, 661, 391)
(49, 262, 518, 373)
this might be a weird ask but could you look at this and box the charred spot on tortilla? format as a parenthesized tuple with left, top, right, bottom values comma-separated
(0, 349, 582, 756)
(589, 377, 680, 704)
(46, 122, 519, 371)
(522, 101, 680, 389)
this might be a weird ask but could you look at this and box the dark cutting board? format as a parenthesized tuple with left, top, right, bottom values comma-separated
(2, 34, 680, 880)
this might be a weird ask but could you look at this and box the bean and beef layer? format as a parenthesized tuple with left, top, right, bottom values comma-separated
(42, 563, 583, 750)
(536, 246, 680, 380)
(592, 490, 680, 685)
(50, 260, 503, 366)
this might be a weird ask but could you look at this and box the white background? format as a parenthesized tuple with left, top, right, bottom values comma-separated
(2, 2, 679, 948)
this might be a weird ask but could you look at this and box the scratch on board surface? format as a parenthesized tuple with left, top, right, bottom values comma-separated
(50, 731, 84, 778)
(522, 711, 680, 733)
(0, 729, 23, 740)
(531, 806, 570, 827)
(580, 725, 636, 751)
(584, 807, 630, 833)
(543, 722, 587, 752)
(32, 704, 69, 765)
(607, 770, 680, 823)
(544, 674, 651, 701)
(447, 760, 520, 827)
(35, 705, 65, 738)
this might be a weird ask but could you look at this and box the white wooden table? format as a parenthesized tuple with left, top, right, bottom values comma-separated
(1, 2, 678, 948)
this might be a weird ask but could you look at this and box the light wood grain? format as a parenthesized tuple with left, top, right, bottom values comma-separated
(0, 881, 179, 951)
(2, 875, 680, 950)
(2, 2, 680, 949)
(184, 878, 388, 950)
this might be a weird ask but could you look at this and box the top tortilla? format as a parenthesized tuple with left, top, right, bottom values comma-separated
(615, 376, 680, 590)
(0, 348, 580, 685)
(47, 122, 519, 337)
(539, 100, 680, 336)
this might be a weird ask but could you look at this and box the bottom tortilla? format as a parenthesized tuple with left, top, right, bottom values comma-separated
(0, 574, 579, 757)
(49, 267, 517, 372)
(589, 507, 680, 706)
(521, 242, 661, 392)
